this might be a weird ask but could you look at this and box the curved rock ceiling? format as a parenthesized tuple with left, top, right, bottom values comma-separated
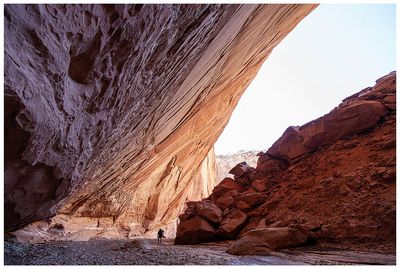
(4, 4, 316, 235)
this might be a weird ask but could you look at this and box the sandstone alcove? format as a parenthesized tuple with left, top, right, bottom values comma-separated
(4, 3, 396, 265)
(4, 4, 317, 238)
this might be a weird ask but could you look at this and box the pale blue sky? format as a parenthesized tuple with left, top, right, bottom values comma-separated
(215, 4, 396, 155)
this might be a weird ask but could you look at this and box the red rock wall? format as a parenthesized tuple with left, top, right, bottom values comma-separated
(4, 4, 316, 236)
(257, 72, 396, 242)
(176, 72, 396, 246)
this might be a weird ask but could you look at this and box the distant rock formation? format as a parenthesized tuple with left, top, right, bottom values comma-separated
(175, 72, 396, 254)
(4, 4, 316, 239)
(216, 150, 259, 182)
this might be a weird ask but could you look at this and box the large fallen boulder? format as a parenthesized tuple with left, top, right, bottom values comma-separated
(229, 162, 255, 178)
(174, 216, 216, 245)
(210, 178, 244, 200)
(214, 194, 235, 210)
(196, 200, 222, 224)
(236, 190, 266, 207)
(178, 201, 197, 221)
(226, 227, 308, 255)
(216, 209, 247, 239)
(256, 153, 289, 178)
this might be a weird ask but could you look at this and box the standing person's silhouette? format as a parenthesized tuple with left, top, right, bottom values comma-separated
(157, 228, 165, 244)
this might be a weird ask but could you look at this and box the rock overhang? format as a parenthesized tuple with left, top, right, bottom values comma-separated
(4, 4, 317, 236)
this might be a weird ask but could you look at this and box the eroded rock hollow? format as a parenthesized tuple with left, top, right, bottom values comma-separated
(4, 4, 316, 239)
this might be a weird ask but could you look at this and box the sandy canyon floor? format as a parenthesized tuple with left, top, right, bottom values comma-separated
(4, 238, 395, 265)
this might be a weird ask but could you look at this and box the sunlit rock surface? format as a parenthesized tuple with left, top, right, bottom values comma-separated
(5, 3, 316, 238)
(175, 72, 396, 252)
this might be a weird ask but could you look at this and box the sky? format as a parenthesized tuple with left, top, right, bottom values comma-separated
(214, 4, 396, 155)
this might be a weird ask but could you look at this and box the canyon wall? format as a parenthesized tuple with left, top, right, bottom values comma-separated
(176, 72, 396, 251)
(4, 4, 316, 238)
(216, 150, 259, 181)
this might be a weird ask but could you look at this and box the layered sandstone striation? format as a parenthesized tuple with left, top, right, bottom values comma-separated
(4, 4, 316, 238)
(175, 72, 396, 254)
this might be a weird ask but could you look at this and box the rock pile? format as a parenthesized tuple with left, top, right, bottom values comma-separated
(175, 71, 396, 255)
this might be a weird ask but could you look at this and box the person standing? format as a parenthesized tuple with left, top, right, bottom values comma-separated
(157, 228, 165, 244)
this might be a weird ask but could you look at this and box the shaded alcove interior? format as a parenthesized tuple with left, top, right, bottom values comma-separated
(3, 3, 394, 239)
(2, 5, 396, 265)
(4, 4, 319, 238)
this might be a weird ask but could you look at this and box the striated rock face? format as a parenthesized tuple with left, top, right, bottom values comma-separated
(175, 72, 396, 251)
(4, 3, 316, 237)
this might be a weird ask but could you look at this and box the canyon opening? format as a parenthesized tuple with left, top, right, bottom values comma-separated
(3, 3, 396, 265)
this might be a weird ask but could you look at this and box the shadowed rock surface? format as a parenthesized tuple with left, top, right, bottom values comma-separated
(175, 72, 396, 254)
(5, 3, 316, 237)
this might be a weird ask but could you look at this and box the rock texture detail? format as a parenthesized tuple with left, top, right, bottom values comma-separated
(4, 3, 316, 237)
(175, 72, 396, 253)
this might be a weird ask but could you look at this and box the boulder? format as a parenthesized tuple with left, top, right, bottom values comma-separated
(251, 179, 268, 192)
(174, 216, 216, 245)
(256, 153, 289, 177)
(196, 200, 222, 224)
(211, 178, 244, 200)
(226, 227, 307, 255)
(260, 199, 280, 214)
(215, 195, 234, 210)
(234, 176, 252, 187)
(178, 212, 193, 221)
(178, 201, 197, 220)
(236, 201, 252, 210)
(237, 217, 264, 237)
(227, 237, 273, 255)
(216, 209, 247, 239)
(267, 127, 307, 162)
(237, 192, 266, 207)
(229, 162, 253, 178)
